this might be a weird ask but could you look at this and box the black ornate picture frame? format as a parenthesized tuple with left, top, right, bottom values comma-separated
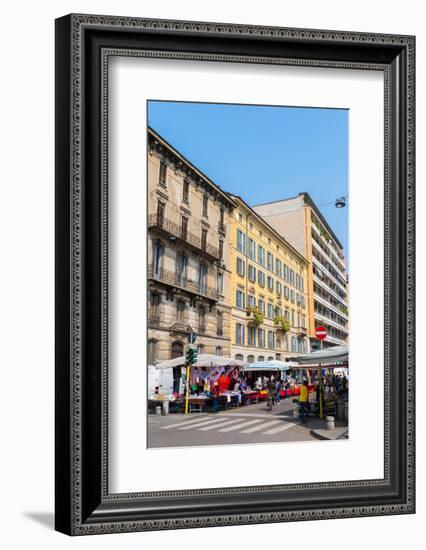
(55, 14, 415, 535)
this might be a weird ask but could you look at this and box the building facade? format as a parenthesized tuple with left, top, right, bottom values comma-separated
(147, 128, 235, 364)
(229, 195, 310, 363)
(253, 193, 348, 349)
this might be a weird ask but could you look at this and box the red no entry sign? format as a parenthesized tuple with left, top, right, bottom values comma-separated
(315, 325, 327, 340)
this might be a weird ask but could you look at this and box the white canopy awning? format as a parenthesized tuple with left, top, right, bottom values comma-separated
(154, 354, 247, 369)
(294, 344, 348, 366)
(242, 360, 291, 372)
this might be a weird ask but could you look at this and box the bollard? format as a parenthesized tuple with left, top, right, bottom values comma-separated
(162, 400, 169, 415)
(293, 403, 299, 418)
(155, 405, 162, 416)
(344, 402, 349, 425)
(326, 416, 335, 430)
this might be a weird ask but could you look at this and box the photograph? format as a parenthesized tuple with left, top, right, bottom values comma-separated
(146, 101, 349, 448)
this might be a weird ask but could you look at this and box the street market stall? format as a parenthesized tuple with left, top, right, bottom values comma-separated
(292, 345, 349, 420)
(150, 354, 247, 414)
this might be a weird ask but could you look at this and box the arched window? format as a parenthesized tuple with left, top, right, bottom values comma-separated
(267, 356, 274, 361)
(235, 354, 244, 361)
(170, 341, 183, 359)
(258, 356, 265, 362)
(247, 355, 255, 363)
(215, 346, 223, 356)
(148, 339, 158, 364)
(197, 343, 205, 355)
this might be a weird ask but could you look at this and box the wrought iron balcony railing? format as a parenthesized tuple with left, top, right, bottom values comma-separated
(148, 213, 220, 260)
(148, 266, 219, 301)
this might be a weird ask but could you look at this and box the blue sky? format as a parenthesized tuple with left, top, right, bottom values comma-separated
(148, 101, 348, 257)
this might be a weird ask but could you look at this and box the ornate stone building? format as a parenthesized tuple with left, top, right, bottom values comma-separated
(147, 128, 235, 364)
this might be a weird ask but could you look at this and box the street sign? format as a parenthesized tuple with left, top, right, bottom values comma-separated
(315, 325, 327, 340)
(187, 331, 197, 344)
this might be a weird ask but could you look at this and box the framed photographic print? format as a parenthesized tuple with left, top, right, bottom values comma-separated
(55, 14, 415, 535)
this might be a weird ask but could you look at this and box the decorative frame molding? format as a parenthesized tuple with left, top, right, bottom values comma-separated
(55, 14, 415, 535)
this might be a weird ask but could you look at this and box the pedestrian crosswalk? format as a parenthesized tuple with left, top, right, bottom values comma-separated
(160, 414, 297, 437)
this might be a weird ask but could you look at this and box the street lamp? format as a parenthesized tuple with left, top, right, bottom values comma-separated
(335, 196, 346, 208)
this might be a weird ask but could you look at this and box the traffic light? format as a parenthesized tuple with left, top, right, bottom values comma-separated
(186, 347, 198, 365)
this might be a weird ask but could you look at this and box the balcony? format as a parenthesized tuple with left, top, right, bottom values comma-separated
(148, 265, 219, 302)
(148, 213, 220, 260)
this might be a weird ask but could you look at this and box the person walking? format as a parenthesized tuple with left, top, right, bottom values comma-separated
(299, 380, 310, 424)
(275, 378, 282, 404)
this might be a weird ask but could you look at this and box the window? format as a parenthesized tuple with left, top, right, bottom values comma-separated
(297, 313, 301, 328)
(238, 212, 243, 222)
(201, 228, 207, 251)
(258, 245, 265, 266)
(284, 286, 289, 299)
(219, 209, 224, 229)
(248, 294, 256, 308)
(198, 263, 207, 293)
(296, 293, 301, 306)
(180, 216, 188, 240)
(151, 293, 160, 320)
(148, 339, 158, 364)
(217, 311, 223, 336)
(153, 241, 164, 277)
(290, 268, 295, 286)
(296, 274, 300, 289)
(176, 252, 186, 286)
(276, 306, 282, 317)
(156, 201, 165, 224)
(176, 300, 185, 322)
(301, 296, 306, 309)
(247, 354, 255, 363)
(276, 353, 282, 360)
(303, 339, 307, 353)
(203, 194, 208, 216)
(267, 252, 274, 272)
(236, 289, 245, 309)
(248, 325, 256, 346)
(183, 178, 190, 202)
(248, 238, 256, 260)
(267, 303, 274, 319)
(198, 306, 206, 332)
(301, 276, 305, 292)
(257, 298, 265, 315)
(276, 338, 281, 349)
(197, 344, 205, 355)
(276, 258, 282, 278)
(236, 323, 245, 345)
(268, 331, 274, 350)
(236, 257, 245, 276)
(217, 271, 224, 295)
(159, 160, 167, 186)
(267, 276, 274, 291)
(235, 353, 244, 361)
(291, 310, 295, 327)
(276, 281, 282, 296)
(216, 346, 223, 356)
(257, 328, 265, 348)
(258, 270, 265, 287)
(237, 229, 246, 253)
(302, 315, 306, 328)
(248, 264, 256, 282)
(291, 336, 296, 352)
(219, 239, 224, 260)
(171, 341, 184, 359)
(258, 355, 265, 362)
(284, 264, 288, 282)
(290, 289, 295, 302)
(285, 334, 289, 351)
(285, 309, 290, 321)
(298, 338, 304, 353)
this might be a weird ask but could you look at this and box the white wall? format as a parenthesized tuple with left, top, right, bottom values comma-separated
(0, 0, 423, 548)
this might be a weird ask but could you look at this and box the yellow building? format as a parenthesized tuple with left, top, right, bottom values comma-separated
(229, 195, 310, 363)
(253, 193, 348, 349)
